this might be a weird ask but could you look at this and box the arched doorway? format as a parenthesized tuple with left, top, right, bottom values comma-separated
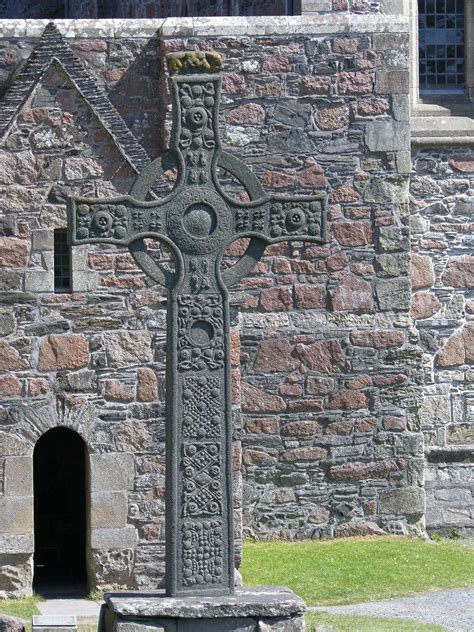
(33, 427, 88, 594)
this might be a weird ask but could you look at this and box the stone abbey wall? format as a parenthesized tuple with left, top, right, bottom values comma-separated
(0, 13, 470, 596)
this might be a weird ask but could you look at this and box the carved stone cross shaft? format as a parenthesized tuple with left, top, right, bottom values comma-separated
(67, 51, 326, 599)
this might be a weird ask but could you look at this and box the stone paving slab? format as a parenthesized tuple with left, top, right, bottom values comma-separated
(310, 587, 474, 632)
(37, 599, 101, 621)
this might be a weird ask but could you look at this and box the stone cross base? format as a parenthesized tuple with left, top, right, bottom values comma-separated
(99, 586, 306, 632)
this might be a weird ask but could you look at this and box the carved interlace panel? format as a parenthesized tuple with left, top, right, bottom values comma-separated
(183, 376, 221, 439)
(182, 442, 222, 517)
(177, 294, 225, 371)
(182, 519, 224, 587)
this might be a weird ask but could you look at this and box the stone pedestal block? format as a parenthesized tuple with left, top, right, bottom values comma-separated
(99, 587, 306, 632)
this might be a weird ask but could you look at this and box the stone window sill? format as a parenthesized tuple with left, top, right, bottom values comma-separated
(411, 112, 474, 147)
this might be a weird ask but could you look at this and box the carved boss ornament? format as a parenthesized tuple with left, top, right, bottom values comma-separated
(68, 51, 327, 598)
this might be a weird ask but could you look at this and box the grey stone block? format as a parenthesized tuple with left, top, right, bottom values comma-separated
(24, 270, 54, 293)
(376, 70, 410, 94)
(365, 121, 410, 152)
(0, 271, 22, 292)
(116, 622, 175, 632)
(180, 619, 256, 631)
(0, 534, 34, 554)
(90, 453, 135, 492)
(380, 487, 425, 516)
(0, 497, 33, 533)
(453, 197, 474, 216)
(376, 226, 410, 253)
(380, 0, 405, 13)
(32, 616, 76, 631)
(91, 527, 138, 550)
(72, 271, 98, 292)
(32, 229, 53, 251)
(301, 0, 331, 11)
(373, 33, 409, 51)
(91, 492, 128, 529)
(375, 278, 411, 311)
(4, 457, 33, 497)
(0, 614, 25, 632)
(392, 95, 410, 122)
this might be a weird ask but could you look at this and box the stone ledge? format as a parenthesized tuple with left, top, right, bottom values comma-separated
(105, 586, 306, 619)
(0, 15, 409, 40)
(411, 115, 474, 147)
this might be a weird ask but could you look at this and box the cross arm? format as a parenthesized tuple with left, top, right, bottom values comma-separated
(67, 194, 174, 247)
(227, 193, 327, 246)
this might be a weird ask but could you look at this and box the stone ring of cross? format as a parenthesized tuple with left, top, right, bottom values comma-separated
(126, 148, 270, 289)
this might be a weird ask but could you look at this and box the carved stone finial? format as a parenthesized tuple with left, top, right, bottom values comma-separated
(166, 51, 223, 75)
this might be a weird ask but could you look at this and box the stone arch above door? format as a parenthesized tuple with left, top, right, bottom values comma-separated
(0, 398, 137, 595)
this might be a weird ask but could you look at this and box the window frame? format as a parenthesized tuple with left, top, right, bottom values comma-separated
(410, 0, 474, 145)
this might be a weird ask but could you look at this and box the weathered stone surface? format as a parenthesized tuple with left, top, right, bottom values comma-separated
(375, 278, 411, 311)
(106, 587, 306, 619)
(441, 256, 474, 289)
(411, 292, 441, 320)
(0, 497, 33, 533)
(315, 106, 349, 131)
(338, 71, 372, 94)
(0, 237, 28, 268)
(4, 457, 32, 497)
(254, 338, 299, 373)
(436, 327, 474, 368)
(227, 103, 265, 126)
(280, 447, 326, 462)
(0, 614, 25, 631)
(331, 275, 374, 312)
(350, 330, 404, 348)
(91, 527, 138, 550)
(335, 521, 385, 537)
(328, 459, 403, 481)
(411, 254, 434, 290)
(241, 383, 286, 414)
(0, 534, 33, 555)
(448, 156, 474, 173)
(0, 375, 21, 397)
(90, 453, 135, 492)
(103, 379, 135, 402)
(91, 492, 128, 529)
(296, 340, 345, 373)
(333, 221, 372, 247)
(0, 342, 27, 371)
(294, 284, 326, 309)
(365, 121, 410, 152)
(327, 389, 368, 410)
(104, 331, 153, 367)
(92, 549, 134, 590)
(137, 368, 158, 402)
(0, 553, 32, 598)
(379, 487, 425, 516)
(38, 335, 90, 371)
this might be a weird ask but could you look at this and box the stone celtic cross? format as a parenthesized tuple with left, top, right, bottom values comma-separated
(67, 51, 326, 599)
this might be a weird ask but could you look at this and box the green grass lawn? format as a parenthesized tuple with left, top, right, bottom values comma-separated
(0, 596, 42, 620)
(241, 536, 474, 606)
(306, 612, 448, 631)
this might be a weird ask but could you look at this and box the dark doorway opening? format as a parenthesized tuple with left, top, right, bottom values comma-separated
(33, 427, 88, 595)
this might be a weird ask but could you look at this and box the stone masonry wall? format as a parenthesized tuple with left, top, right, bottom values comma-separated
(410, 147, 474, 535)
(0, 0, 406, 19)
(0, 15, 422, 596)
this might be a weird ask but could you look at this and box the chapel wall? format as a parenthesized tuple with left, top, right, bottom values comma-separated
(0, 15, 422, 597)
(410, 146, 474, 536)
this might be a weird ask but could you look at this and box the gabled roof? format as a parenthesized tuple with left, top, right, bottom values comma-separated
(0, 22, 150, 173)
